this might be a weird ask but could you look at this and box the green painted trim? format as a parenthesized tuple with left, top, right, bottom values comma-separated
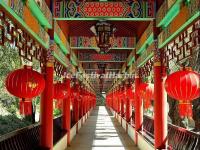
(0, 1, 49, 49)
(80, 61, 126, 63)
(137, 52, 154, 67)
(128, 57, 135, 66)
(54, 53, 68, 68)
(70, 47, 134, 50)
(54, 18, 154, 21)
(54, 33, 69, 54)
(159, 12, 200, 48)
(157, 0, 182, 27)
(71, 57, 78, 66)
(28, 0, 52, 29)
(137, 33, 154, 54)
(71, 47, 99, 50)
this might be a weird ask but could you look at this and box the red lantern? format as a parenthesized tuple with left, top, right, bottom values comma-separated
(165, 70, 200, 117)
(138, 83, 148, 98)
(138, 83, 154, 109)
(126, 86, 135, 106)
(54, 82, 67, 99)
(19, 100, 32, 115)
(55, 99, 63, 109)
(165, 70, 200, 101)
(178, 102, 193, 118)
(6, 66, 45, 99)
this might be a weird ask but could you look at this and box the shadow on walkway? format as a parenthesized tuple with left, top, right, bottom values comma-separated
(67, 106, 138, 150)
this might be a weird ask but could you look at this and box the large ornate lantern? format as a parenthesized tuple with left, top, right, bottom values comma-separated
(90, 21, 115, 53)
(165, 70, 200, 118)
(6, 66, 45, 99)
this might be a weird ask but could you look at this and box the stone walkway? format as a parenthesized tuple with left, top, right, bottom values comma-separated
(67, 106, 139, 150)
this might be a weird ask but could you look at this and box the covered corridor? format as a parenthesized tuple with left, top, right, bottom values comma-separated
(67, 106, 138, 150)
(0, 0, 200, 150)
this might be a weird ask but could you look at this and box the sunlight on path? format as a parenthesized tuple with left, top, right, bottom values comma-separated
(67, 106, 138, 150)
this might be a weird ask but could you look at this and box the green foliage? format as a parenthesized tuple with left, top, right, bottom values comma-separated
(0, 44, 35, 135)
(53, 108, 62, 117)
(0, 115, 32, 136)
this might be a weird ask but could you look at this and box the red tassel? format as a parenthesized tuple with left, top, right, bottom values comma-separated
(19, 100, 32, 115)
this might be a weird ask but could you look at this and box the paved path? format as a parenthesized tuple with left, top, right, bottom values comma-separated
(67, 106, 139, 150)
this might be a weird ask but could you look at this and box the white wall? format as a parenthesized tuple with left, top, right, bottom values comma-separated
(53, 134, 68, 150)
(138, 133, 154, 150)
(122, 118, 126, 130)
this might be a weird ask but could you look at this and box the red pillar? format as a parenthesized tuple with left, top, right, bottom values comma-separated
(135, 72, 142, 144)
(73, 82, 80, 124)
(74, 98, 79, 122)
(154, 40, 167, 149)
(40, 62, 54, 149)
(121, 98, 124, 117)
(126, 97, 131, 122)
(62, 79, 71, 145)
(80, 98, 83, 119)
(117, 97, 120, 114)
(83, 98, 86, 115)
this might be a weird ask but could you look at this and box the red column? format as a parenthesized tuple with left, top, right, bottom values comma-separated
(135, 73, 142, 144)
(80, 98, 83, 119)
(62, 79, 71, 145)
(74, 98, 79, 122)
(121, 98, 124, 117)
(73, 82, 80, 124)
(126, 97, 131, 122)
(83, 98, 86, 115)
(154, 40, 167, 149)
(117, 97, 120, 113)
(40, 62, 54, 149)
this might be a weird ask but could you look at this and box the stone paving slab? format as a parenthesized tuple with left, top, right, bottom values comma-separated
(67, 106, 139, 150)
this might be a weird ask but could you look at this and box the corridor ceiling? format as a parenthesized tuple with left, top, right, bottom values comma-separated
(55, 0, 164, 94)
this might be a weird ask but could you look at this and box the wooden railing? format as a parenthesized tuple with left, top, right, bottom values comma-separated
(143, 115, 200, 149)
(115, 109, 200, 149)
(0, 123, 40, 150)
(0, 116, 63, 150)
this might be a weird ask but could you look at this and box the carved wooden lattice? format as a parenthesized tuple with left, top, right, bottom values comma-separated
(139, 58, 153, 79)
(162, 19, 200, 67)
(0, 11, 45, 63)
(54, 61, 66, 77)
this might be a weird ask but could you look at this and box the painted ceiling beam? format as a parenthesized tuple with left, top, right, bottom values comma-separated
(85, 69, 120, 71)
(27, 0, 52, 29)
(158, 0, 200, 48)
(80, 61, 125, 63)
(54, 1, 155, 20)
(156, 0, 182, 28)
(55, 18, 154, 21)
(70, 36, 136, 50)
(71, 47, 134, 50)
(0, 0, 49, 49)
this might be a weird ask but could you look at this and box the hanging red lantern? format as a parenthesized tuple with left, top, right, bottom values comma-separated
(178, 102, 193, 118)
(19, 100, 32, 115)
(138, 83, 148, 98)
(138, 83, 154, 109)
(165, 70, 200, 101)
(6, 66, 45, 99)
(165, 70, 200, 117)
(126, 86, 135, 107)
(54, 82, 67, 99)
(55, 99, 63, 109)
